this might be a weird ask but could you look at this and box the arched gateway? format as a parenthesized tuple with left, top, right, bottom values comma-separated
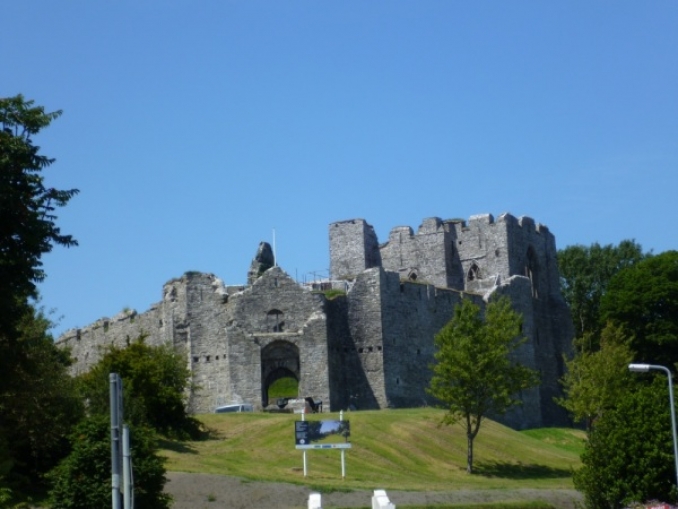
(260, 340, 300, 407)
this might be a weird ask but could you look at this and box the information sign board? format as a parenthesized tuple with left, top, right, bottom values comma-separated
(295, 420, 351, 450)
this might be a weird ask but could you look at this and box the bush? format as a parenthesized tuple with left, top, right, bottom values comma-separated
(48, 414, 170, 509)
(78, 338, 202, 439)
(574, 378, 677, 509)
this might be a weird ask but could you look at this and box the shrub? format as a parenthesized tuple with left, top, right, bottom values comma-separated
(48, 415, 170, 509)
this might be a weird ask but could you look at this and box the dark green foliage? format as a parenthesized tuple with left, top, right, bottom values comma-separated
(557, 240, 646, 344)
(0, 95, 78, 342)
(428, 297, 538, 473)
(0, 95, 80, 492)
(48, 414, 171, 509)
(0, 306, 83, 484)
(574, 378, 677, 509)
(78, 338, 202, 439)
(601, 251, 678, 366)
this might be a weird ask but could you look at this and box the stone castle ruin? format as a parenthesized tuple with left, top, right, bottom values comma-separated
(57, 213, 573, 429)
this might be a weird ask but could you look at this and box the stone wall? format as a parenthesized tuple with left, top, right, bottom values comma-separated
(57, 211, 574, 430)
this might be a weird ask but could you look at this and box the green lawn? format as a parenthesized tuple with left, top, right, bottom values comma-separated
(159, 408, 584, 493)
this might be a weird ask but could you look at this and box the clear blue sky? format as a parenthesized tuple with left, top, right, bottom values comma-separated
(4, 1, 677, 337)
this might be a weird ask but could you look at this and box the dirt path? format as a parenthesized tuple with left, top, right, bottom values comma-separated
(165, 472, 583, 509)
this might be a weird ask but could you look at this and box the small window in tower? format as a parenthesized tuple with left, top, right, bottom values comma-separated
(358, 348, 364, 353)
(193, 356, 199, 363)
(205, 355, 210, 363)
(467, 263, 481, 281)
(368, 346, 373, 352)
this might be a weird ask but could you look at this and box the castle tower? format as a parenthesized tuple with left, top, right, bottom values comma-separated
(329, 219, 381, 280)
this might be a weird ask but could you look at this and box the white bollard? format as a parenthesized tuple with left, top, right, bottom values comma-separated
(308, 492, 322, 509)
(372, 489, 396, 509)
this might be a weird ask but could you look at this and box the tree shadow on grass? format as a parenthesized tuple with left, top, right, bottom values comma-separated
(157, 439, 199, 455)
(474, 461, 571, 479)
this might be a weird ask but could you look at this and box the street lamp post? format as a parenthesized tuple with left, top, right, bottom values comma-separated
(629, 363, 678, 489)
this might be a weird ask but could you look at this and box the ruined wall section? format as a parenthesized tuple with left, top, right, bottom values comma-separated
(55, 276, 200, 376)
(325, 295, 355, 410)
(379, 278, 471, 408)
(329, 219, 381, 280)
(452, 213, 512, 293)
(498, 215, 573, 426)
(341, 267, 388, 409)
(485, 277, 543, 429)
(223, 267, 331, 411)
(174, 273, 230, 414)
(379, 217, 462, 289)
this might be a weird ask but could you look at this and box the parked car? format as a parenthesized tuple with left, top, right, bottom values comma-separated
(215, 403, 253, 413)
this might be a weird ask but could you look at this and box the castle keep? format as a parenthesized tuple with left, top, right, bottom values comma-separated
(57, 213, 573, 429)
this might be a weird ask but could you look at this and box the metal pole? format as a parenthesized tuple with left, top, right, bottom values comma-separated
(123, 425, 131, 509)
(659, 365, 678, 489)
(110, 374, 122, 509)
(340, 410, 346, 478)
(341, 449, 346, 479)
(302, 411, 307, 477)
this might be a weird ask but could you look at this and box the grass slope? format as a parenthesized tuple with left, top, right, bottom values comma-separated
(160, 408, 584, 492)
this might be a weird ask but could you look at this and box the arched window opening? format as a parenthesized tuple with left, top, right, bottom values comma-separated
(267, 309, 285, 332)
(467, 263, 481, 281)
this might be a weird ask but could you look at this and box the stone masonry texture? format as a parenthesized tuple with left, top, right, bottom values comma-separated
(57, 212, 574, 430)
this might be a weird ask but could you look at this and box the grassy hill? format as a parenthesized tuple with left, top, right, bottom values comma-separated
(159, 408, 584, 493)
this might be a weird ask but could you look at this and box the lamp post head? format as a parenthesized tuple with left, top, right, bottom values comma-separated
(629, 363, 651, 372)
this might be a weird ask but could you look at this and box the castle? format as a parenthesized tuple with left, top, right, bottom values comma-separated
(57, 213, 574, 429)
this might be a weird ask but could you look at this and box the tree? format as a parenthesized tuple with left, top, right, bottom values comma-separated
(600, 251, 678, 367)
(0, 306, 84, 483)
(48, 414, 171, 509)
(0, 95, 80, 489)
(0, 94, 78, 342)
(78, 338, 202, 439)
(557, 241, 646, 345)
(573, 378, 677, 509)
(557, 322, 635, 429)
(428, 296, 538, 473)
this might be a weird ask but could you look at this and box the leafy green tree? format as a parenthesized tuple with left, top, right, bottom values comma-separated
(428, 296, 538, 473)
(48, 414, 171, 509)
(557, 241, 646, 344)
(0, 94, 78, 342)
(78, 338, 202, 439)
(0, 95, 79, 490)
(600, 251, 678, 367)
(557, 322, 635, 429)
(573, 378, 677, 509)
